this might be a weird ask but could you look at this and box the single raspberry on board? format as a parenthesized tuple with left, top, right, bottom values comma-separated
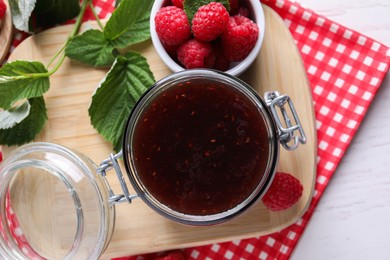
(222, 15, 259, 61)
(262, 172, 303, 211)
(0, 0, 7, 20)
(155, 6, 191, 46)
(171, 0, 184, 9)
(192, 2, 229, 42)
(177, 39, 216, 69)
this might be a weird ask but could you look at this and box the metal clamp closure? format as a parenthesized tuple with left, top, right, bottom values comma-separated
(264, 91, 307, 151)
(97, 150, 137, 205)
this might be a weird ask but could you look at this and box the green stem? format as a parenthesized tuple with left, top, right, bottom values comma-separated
(8, 0, 93, 81)
(9, 0, 92, 80)
(89, 1, 105, 30)
(46, 44, 66, 68)
(45, 0, 92, 76)
(70, 0, 91, 38)
(48, 54, 67, 76)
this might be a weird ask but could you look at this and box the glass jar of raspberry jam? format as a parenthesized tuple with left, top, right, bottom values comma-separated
(0, 69, 306, 259)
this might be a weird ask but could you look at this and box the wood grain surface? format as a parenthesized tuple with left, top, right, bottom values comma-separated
(4, 5, 316, 258)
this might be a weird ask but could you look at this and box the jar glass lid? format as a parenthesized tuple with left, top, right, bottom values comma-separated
(0, 143, 114, 259)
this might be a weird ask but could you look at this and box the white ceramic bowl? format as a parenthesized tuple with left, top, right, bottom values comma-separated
(150, 0, 265, 76)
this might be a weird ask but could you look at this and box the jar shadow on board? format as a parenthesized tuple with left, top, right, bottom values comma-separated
(0, 69, 306, 259)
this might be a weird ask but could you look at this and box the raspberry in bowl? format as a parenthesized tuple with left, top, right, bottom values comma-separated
(150, 0, 265, 76)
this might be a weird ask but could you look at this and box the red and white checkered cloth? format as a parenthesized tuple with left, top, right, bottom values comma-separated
(1, 0, 389, 259)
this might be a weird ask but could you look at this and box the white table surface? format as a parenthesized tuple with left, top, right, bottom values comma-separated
(290, 0, 390, 259)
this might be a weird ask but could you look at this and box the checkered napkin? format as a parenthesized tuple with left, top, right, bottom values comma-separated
(1, 0, 389, 259)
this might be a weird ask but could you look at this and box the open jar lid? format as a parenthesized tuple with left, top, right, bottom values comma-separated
(0, 143, 115, 259)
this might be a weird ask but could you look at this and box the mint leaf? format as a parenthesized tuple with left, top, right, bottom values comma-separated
(0, 101, 30, 129)
(0, 61, 49, 110)
(65, 29, 117, 67)
(184, 0, 230, 23)
(0, 97, 47, 146)
(89, 51, 155, 151)
(8, 0, 37, 32)
(104, 0, 153, 47)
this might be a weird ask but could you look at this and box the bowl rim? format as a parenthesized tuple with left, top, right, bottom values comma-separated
(150, 0, 266, 76)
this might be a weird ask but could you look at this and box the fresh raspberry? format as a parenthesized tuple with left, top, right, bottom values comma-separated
(171, 0, 184, 9)
(222, 15, 259, 62)
(155, 6, 191, 46)
(262, 172, 303, 211)
(229, 0, 240, 14)
(192, 2, 229, 42)
(155, 250, 186, 260)
(177, 39, 216, 69)
(0, 0, 6, 20)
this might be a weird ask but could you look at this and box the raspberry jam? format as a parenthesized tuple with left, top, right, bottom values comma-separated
(131, 76, 270, 216)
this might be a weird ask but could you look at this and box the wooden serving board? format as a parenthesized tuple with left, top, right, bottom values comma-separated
(5, 5, 316, 258)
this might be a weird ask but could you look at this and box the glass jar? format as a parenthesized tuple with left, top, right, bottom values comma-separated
(0, 142, 115, 259)
(0, 69, 306, 259)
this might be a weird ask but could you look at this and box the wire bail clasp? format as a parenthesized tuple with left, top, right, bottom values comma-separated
(97, 150, 137, 206)
(264, 91, 307, 151)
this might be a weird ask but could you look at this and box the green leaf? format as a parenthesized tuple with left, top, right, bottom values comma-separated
(104, 0, 153, 47)
(0, 61, 50, 110)
(0, 97, 47, 146)
(32, 0, 80, 28)
(110, 10, 151, 48)
(65, 29, 117, 67)
(89, 51, 155, 152)
(184, 0, 230, 23)
(8, 0, 37, 32)
(33, 0, 54, 14)
(0, 101, 31, 129)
